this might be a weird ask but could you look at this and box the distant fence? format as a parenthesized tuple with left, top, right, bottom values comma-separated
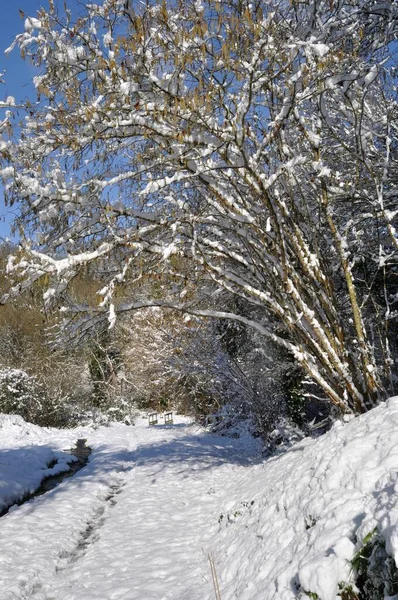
(164, 412, 173, 425)
(148, 412, 174, 426)
(148, 412, 158, 426)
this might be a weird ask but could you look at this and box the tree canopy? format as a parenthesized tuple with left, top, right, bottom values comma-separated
(1, 0, 397, 414)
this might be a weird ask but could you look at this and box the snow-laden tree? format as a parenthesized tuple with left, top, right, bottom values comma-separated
(1, 0, 397, 414)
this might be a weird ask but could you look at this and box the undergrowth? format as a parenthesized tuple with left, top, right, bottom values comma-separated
(303, 528, 398, 600)
(350, 528, 398, 599)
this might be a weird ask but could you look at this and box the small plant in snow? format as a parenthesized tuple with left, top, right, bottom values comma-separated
(337, 583, 359, 600)
(302, 530, 398, 600)
(218, 500, 255, 526)
(304, 515, 317, 530)
(349, 528, 398, 599)
(205, 404, 256, 439)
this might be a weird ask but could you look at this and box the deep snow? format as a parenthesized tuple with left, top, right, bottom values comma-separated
(0, 400, 397, 599)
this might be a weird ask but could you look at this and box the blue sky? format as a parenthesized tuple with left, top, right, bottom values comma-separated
(0, 0, 96, 242)
(0, 0, 54, 239)
(0, 0, 46, 241)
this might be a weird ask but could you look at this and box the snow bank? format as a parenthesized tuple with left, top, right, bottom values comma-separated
(211, 397, 398, 599)
(0, 414, 78, 512)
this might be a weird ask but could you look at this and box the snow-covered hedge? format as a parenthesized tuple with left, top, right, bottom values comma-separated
(0, 368, 44, 423)
(0, 368, 74, 427)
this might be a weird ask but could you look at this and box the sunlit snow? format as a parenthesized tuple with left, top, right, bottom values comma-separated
(0, 400, 397, 599)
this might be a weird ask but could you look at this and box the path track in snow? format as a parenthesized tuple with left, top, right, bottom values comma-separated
(56, 479, 126, 571)
(0, 418, 259, 600)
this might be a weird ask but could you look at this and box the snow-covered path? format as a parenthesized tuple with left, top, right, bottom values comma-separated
(0, 415, 259, 600)
(1, 400, 398, 600)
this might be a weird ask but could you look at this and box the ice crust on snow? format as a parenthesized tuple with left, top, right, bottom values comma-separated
(0, 400, 396, 599)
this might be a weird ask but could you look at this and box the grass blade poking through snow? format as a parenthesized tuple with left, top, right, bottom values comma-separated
(208, 552, 222, 600)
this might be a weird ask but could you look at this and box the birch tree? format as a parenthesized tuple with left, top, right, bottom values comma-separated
(1, 0, 397, 413)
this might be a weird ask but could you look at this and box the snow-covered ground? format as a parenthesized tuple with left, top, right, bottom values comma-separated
(0, 400, 397, 599)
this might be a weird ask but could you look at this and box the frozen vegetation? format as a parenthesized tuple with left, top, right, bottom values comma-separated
(1, 0, 397, 417)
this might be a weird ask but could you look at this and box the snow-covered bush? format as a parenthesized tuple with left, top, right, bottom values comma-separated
(74, 396, 139, 428)
(205, 404, 257, 440)
(0, 367, 77, 427)
(264, 419, 306, 454)
(0, 368, 44, 424)
(98, 394, 138, 426)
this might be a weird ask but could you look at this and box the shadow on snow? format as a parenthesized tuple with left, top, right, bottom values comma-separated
(0, 426, 263, 515)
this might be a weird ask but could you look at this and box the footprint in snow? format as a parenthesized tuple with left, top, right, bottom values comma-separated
(56, 483, 124, 572)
